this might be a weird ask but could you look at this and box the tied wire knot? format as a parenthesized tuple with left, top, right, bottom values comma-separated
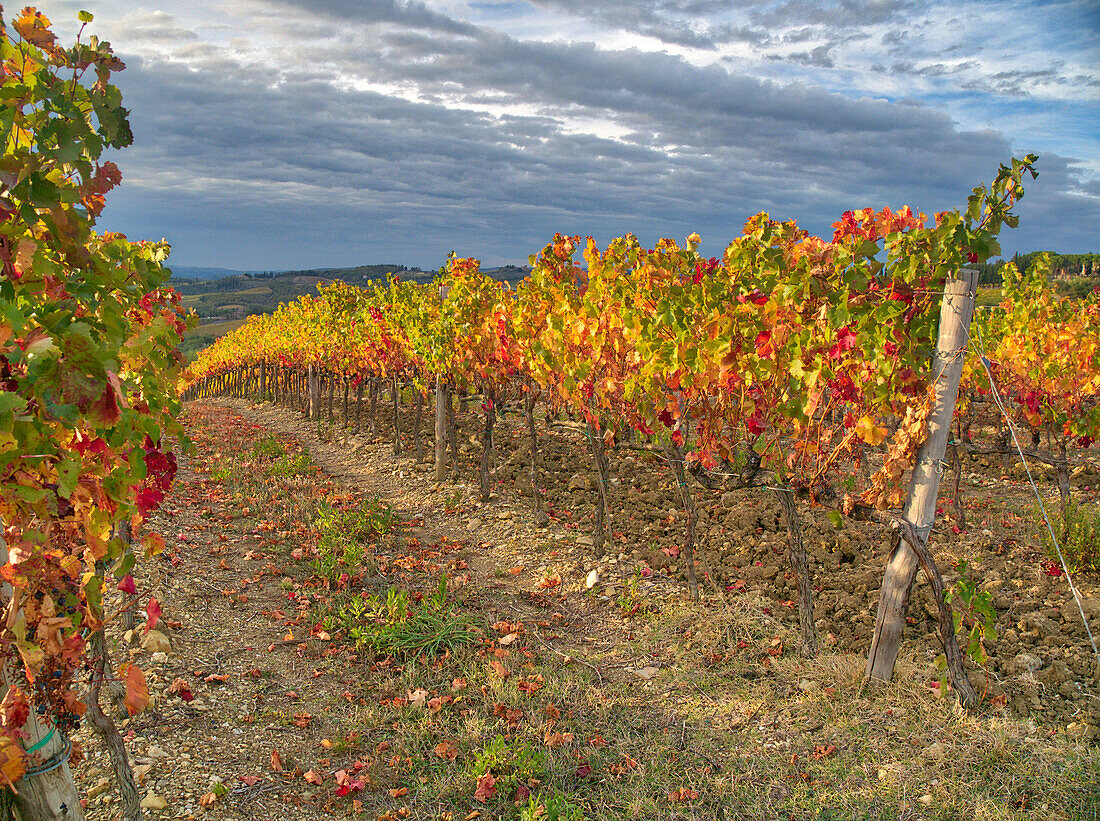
(915, 456, 950, 475)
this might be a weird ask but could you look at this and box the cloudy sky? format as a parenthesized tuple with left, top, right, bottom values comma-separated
(42, 0, 1100, 271)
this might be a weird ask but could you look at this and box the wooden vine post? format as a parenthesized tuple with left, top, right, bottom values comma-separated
(867, 267, 979, 706)
(0, 536, 85, 821)
(391, 374, 402, 455)
(478, 387, 496, 502)
(434, 374, 447, 481)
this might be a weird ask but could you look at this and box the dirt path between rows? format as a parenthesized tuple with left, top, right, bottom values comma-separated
(71, 399, 654, 820)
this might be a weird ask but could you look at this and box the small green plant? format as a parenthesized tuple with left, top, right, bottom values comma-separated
(250, 435, 286, 460)
(210, 464, 235, 483)
(519, 791, 587, 821)
(616, 573, 650, 618)
(443, 489, 464, 512)
(309, 500, 394, 583)
(345, 498, 397, 540)
(329, 575, 477, 657)
(1038, 499, 1100, 575)
(944, 560, 997, 666)
(268, 452, 312, 478)
(470, 734, 547, 797)
(315, 498, 395, 541)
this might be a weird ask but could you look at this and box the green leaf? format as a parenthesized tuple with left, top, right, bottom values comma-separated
(78, 10, 94, 22)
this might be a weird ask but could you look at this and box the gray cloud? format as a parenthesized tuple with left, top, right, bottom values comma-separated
(264, 0, 480, 37)
(41, 0, 1093, 270)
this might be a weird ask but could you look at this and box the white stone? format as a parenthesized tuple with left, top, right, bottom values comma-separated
(585, 569, 601, 589)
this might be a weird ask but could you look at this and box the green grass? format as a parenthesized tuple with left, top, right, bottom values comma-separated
(321, 576, 480, 657)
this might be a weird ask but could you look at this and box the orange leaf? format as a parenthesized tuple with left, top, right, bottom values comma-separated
(0, 739, 26, 786)
(123, 665, 149, 716)
(389, 787, 409, 798)
(488, 658, 508, 679)
(433, 740, 459, 761)
(271, 750, 283, 772)
(473, 772, 496, 802)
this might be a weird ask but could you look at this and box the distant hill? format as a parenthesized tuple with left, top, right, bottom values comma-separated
(172, 261, 533, 288)
(170, 265, 249, 281)
(176, 262, 534, 359)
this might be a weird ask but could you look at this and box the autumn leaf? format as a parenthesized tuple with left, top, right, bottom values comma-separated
(854, 415, 887, 446)
(303, 770, 324, 785)
(0, 738, 25, 786)
(144, 597, 161, 633)
(516, 675, 544, 695)
(474, 772, 496, 802)
(669, 787, 699, 802)
(0, 688, 30, 732)
(433, 740, 459, 761)
(271, 750, 283, 772)
(488, 658, 509, 679)
(388, 786, 409, 798)
(166, 677, 193, 702)
(122, 664, 149, 716)
(13, 9, 57, 49)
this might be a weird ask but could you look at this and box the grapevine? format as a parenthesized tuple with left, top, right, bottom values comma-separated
(0, 6, 192, 788)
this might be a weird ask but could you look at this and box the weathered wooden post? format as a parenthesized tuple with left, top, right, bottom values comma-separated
(867, 267, 978, 705)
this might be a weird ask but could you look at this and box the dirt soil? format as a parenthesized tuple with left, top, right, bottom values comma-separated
(70, 397, 1100, 820)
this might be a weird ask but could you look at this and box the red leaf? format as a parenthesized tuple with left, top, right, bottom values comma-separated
(117, 575, 136, 595)
(145, 597, 161, 633)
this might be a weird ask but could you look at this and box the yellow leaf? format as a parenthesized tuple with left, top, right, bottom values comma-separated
(854, 415, 887, 446)
(142, 532, 165, 558)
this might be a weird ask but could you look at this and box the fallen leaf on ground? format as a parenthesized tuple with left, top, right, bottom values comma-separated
(474, 772, 496, 802)
(433, 740, 459, 761)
